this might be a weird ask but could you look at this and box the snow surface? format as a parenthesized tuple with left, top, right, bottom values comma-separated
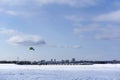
(0, 64, 120, 80)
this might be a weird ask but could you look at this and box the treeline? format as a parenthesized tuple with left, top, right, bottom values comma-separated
(0, 61, 17, 64)
(0, 61, 31, 65)
(0, 60, 120, 65)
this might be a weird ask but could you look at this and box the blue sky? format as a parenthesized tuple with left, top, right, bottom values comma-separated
(0, 0, 120, 61)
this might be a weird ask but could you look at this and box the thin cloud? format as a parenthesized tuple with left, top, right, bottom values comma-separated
(0, 27, 45, 46)
(36, 0, 99, 7)
(65, 15, 85, 22)
(1, 28, 80, 48)
(7, 35, 46, 46)
(71, 45, 81, 49)
(6, 10, 31, 17)
(0, 0, 25, 6)
(0, 28, 18, 35)
(0, 0, 102, 18)
(0, 0, 98, 7)
(0, 8, 31, 17)
(7, 35, 81, 48)
(48, 45, 81, 49)
(65, 10, 120, 23)
(74, 24, 120, 40)
(94, 10, 120, 22)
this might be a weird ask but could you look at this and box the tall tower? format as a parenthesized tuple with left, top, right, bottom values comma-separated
(17, 57, 19, 62)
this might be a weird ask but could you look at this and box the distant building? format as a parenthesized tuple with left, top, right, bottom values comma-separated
(40, 60, 46, 64)
(51, 59, 53, 62)
(54, 59, 56, 62)
(71, 58, 76, 63)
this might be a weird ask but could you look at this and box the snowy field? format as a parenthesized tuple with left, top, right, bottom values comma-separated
(0, 64, 120, 80)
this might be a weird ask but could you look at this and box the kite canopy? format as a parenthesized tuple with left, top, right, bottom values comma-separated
(29, 47, 35, 51)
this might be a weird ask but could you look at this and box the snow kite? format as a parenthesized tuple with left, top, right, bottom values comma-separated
(29, 47, 35, 51)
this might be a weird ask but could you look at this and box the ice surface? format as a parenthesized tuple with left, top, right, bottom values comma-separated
(0, 64, 120, 80)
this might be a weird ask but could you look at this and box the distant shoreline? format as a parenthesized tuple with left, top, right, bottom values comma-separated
(0, 60, 119, 65)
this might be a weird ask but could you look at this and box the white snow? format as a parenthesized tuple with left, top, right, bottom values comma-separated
(0, 64, 120, 80)
(0, 64, 120, 70)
